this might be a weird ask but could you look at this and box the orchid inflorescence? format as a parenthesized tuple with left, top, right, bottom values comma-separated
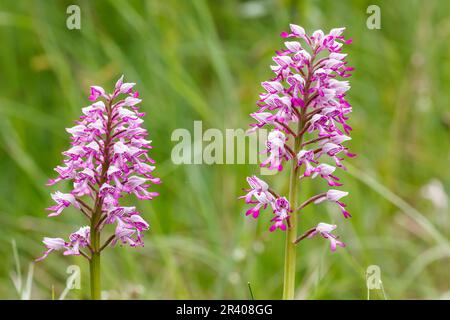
(38, 75, 160, 261)
(241, 24, 354, 251)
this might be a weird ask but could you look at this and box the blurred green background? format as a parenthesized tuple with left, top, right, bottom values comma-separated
(0, 0, 449, 299)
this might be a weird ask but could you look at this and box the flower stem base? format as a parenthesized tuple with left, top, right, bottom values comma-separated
(89, 252, 101, 300)
(283, 162, 298, 300)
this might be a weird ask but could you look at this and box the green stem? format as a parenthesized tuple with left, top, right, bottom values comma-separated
(283, 162, 299, 299)
(89, 222, 101, 300)
(282, 129, 302, 299)
(89, 251, 101, 300)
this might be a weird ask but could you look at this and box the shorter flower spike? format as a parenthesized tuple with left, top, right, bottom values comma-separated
(38, 75, 160, 261)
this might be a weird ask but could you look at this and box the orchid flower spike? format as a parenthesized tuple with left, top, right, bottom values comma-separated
(241, 25, 354, 254)
(38, 75, 160, 260)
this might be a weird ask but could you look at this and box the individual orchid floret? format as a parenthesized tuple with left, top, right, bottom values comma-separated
(37, 75, 160, 299)
(260, 129, 291, 171)
(36, 226, 91, 260)
(311, 163, 342, 186)
(313, 189, 351, 218)
(322, 142, 353, 158)
(280, 24, 306, 40)
(46, 191, 80, 217)
(247, 112, 277, 133)
(64, 226, 91, 256)
(36, 237, 67, 261)
(112, 214, 149, 247)
(297, 150, 318, 177)
(295, 223, 346, 251)
(88, 86, 106, 101)
(307, 114, 337, 137)
(270, 197, 291, 232)
(240, 176, 276, 218)
(319, 189, 348, 202)
(258, 94, 298, 124)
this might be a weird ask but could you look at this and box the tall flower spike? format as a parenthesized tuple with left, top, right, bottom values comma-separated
(37, 75, 160, 299)
(240, 24, 354, 299)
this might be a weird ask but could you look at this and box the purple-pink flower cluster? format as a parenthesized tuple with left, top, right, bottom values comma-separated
(241, 25, 354, 251)
(38, 76, 160, 261)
